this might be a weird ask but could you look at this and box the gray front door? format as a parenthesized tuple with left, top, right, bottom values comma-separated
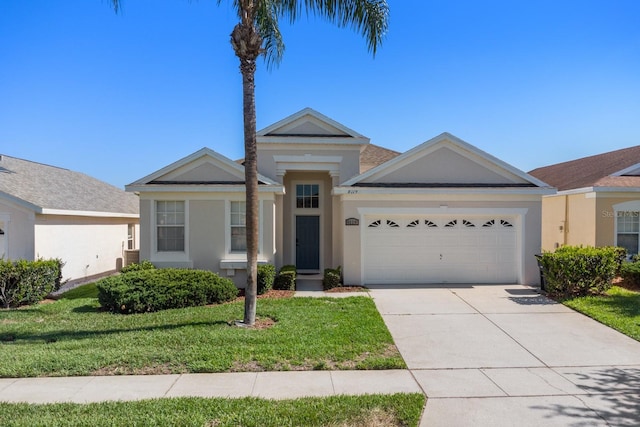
(296, 215, 320, 270)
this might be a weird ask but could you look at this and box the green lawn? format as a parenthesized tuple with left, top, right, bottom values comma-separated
(0, 394, 426, 427)
(562, 286, 640, 341)
(0, 285, 405, 377)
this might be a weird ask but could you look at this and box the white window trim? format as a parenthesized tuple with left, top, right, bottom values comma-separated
(151, 199, 189, 263)
(291, 180, 324, 272)
(224, 198, 263, 260)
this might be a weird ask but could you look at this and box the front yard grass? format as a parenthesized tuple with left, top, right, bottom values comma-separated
(0, 393, 426, 427)
(562, 286, 640, 341)
(0, 285, 405, 377)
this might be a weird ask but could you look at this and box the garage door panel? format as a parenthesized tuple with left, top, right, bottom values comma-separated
(363, 215, 518, 284)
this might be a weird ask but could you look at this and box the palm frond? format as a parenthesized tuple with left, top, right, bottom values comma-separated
(277, 0, 389, 55)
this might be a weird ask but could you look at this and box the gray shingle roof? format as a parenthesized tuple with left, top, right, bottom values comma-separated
(0, 155, 138, 215)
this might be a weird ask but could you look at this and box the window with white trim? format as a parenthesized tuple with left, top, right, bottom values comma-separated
(156, 201, 185, 252)
(296, 184, 319, 208)
(230, 201, 247, 252)
(127, 224, 135, 250)
(617, 211, 640, 255)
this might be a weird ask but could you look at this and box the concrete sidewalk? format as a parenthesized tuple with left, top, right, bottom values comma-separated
(0, 370, 420, 404)
(370, 284, 640, 427)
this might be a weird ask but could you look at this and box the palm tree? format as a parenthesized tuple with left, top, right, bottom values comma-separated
(110, 0, 389, 326)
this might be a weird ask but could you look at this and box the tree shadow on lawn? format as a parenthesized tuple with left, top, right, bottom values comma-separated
(531, 367, 640, 426)
(1, 319, 232, 344)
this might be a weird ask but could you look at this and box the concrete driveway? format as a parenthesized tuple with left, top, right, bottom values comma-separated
(370, 284, 640, 427)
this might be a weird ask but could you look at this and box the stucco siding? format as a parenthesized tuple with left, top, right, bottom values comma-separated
(540, 195, 567, 251)
(34, 215, 135, 282)
(0, 200, 36, 261)
(139, 199, 152, 262)
(189, 200, 226, 272)
(565, 194, 596, 247)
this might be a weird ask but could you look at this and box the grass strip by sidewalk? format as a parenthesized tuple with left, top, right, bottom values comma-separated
(562, 286, 640, 341)
(0, 393, 426, 427)
(0, 285, 405, 377)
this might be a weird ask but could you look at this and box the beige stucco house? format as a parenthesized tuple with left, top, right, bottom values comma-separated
(530, 145, 640, 257)
(0, 155, 139, 283)
(127, 108, 553, 287)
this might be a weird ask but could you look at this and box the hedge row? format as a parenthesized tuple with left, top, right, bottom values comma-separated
(620, 262, 640, 288)
(257, 264, 276, 295)
(322, 266, 342, 290)
(96, 268, 238, 314)
(0, 259, 63, 308)
(537, 246, 625, 297)
(274, 265, 296, 291)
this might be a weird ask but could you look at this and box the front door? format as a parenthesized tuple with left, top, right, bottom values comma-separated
(296, 215, 320, 271)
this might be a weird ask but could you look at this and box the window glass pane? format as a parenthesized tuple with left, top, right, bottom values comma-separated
(231, 227, 246, 251)
(158, 226, 185, 251)
(157, 201, 185, 252)
(617, 212, 639, 233)
(296, 184, 320, 209)
(230, 201, 247, 251)
(618, 233, 639, 255)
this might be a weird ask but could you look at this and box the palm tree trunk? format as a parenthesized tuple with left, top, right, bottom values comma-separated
(231, 3, 262, 327)
(240, 59, 258, 326)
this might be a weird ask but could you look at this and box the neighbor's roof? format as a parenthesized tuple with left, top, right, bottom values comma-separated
(0, 155, 138, 216)
(359, 144, 400, 173)
(529, 145, 640, 191)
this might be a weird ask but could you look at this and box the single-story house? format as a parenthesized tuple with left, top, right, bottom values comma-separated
(0, 154, 140, 283)
(126, 108, 554, 286)
(530, 145, 640, 256)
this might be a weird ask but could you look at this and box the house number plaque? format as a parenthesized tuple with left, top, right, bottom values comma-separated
(345, 218, 359, 226)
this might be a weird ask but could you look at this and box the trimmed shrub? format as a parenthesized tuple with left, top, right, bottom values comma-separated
(120, 259, 156, 274)
(273, 265, 296, 291)
(322, 266, 342, 290)
(96, 268, 238, 314)
(620, 261, 640, 289)
(0, 259, 63, 308)
(257, 264, 276, 295)
(537, 246, 625, 297)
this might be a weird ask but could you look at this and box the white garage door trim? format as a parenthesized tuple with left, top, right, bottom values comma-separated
(357, 207, 527, 284)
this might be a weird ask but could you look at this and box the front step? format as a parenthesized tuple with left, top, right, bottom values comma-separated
(296, 273, 323, 291)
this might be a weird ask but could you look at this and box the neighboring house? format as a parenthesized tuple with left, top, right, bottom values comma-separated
(0, 155, 140, 283)
(127, 108, 553, 286)
(530, 145, 640, 256)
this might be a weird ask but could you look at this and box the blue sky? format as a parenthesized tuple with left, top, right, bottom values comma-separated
(2, 0, 639, 189)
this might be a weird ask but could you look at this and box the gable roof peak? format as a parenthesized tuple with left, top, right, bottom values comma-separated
(257, 108, 369, 142)
(342, 132, 550, 189)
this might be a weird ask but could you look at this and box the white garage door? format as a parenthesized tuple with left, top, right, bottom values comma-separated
(363, 215, 518, 284)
